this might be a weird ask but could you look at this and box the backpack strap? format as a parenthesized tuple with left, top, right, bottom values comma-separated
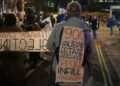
(48, 27, 64, 86)
(54, 27, 64, 63)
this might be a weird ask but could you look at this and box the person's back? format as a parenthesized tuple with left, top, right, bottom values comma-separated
(47, 1, 92, 86)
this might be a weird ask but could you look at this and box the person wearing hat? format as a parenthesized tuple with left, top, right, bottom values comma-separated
(47, 1, 93, 86)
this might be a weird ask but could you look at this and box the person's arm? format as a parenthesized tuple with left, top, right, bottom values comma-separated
(47, 25, 57, 53)
(47, 23, 63, 62)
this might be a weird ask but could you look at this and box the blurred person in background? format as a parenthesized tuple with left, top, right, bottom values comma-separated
(50, 12, 56, 27)
(107, 16, 116, 36)
(0, 13, 28, 86)
(56, 8, 66, 23)
(0, 14, 3, 27)
(91, 16, 99, 39)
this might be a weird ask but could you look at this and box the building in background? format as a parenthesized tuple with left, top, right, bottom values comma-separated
(89, 0, 120, 11)
(0, 0, 25, 14)
(1, 0, 120, 13)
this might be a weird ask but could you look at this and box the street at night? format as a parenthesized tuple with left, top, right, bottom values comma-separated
(0, 0, 120, 86)
(23, 24, 120, 86)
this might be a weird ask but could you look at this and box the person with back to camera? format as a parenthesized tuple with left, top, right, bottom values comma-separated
(47, 1, 93, 86)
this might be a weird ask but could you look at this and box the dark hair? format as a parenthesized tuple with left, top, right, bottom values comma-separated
(65, 1, 81, 20)
(4, 14, 16, 26)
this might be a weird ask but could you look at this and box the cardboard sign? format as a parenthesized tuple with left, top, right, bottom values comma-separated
(0, 30, 51, 52)
(56, 26, 85, 83)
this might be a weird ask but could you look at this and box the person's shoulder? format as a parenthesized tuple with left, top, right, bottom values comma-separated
(80, 19, 91, 31)
(54, 21, 65, 28)
(51, 21, 65, 35)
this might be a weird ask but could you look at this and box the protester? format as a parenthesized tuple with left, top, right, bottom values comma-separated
(87, 16, 92, 27)
(0, 15, 3, 27)
(37, 11, 53, 29)
(107, 16, 116, 36)
(2, 13, 23, 31)
(4, 13, 17, 27)
(116, 20, 120, 31)
(117, 23, 120, 31)
(41, 12, 53, 29)
(47, 1, 92, 86)
(23, 7, 36, 31)
(50, 13, 56, 27)
(0, 13, 28, 86)
(56, 8, 65, 23)
(24, 9, 43, 69)
(91, 16, 99, 39)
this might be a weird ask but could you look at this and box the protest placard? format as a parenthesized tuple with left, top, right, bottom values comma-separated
(0, 30, 51, 52)
(56, 26, 85, 83)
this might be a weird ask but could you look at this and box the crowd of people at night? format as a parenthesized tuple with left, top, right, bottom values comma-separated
(0, 1, 120, 86)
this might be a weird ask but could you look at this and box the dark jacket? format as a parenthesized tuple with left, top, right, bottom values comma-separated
(0, 24, 28, 86)
(91, 18, 99, 31)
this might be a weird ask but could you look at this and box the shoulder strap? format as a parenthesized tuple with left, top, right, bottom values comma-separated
(54, 27, 64, 63)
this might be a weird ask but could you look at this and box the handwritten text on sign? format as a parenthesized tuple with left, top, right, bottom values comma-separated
(56, 26, 85, 83)
(0, 30, 51, 52)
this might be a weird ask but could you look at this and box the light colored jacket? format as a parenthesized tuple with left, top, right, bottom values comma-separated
(47, 17, 92, 86)
(47, 17, 90, 53)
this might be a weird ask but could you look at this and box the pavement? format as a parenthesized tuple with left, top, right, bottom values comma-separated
(101, 27, 120, 86)
(90, 25, 120, 86)
(25, 60, 50, 86)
